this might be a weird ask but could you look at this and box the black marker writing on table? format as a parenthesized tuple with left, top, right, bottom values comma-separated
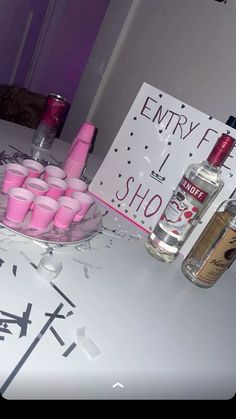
(12, 265, 17, 277)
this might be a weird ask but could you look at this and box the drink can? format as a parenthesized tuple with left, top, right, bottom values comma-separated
(32, 93, 68, 155)
(40, 93, 68, 130)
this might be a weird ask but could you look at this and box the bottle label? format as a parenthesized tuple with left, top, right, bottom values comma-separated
(196, 228, 236, 284)
(41, 96, 66, 128)
(156, 176, 208, 239)
(179, 176, 209, 203)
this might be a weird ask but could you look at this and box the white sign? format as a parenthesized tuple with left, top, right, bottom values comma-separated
(89, 82, 236, 255)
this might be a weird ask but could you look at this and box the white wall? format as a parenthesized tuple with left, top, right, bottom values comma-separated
(62, 0, 236, 159)
(61, 0, 134, 142)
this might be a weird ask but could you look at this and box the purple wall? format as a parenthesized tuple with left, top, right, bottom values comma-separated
(28, 0, 111, 104)
(0, 0, 49, 86)
(15, 0, 49, 86)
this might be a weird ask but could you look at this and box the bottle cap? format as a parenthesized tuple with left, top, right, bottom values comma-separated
(226, 115, 236, 129)
(207, 133, 235, 166)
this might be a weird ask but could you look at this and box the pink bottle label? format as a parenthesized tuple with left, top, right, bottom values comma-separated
(160, 189, 199, 237)
(157, 176, 209, 239)
(41, 96, 66, 128)
(179, 176, 208, 203)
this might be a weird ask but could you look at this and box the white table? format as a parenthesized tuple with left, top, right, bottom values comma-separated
(0, 119, 235, 400)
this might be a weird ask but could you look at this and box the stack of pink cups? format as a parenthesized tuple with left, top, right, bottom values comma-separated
(1, 159, 95, 231)
(63, 121, 95, 179)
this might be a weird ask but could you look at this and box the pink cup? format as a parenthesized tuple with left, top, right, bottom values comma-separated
(30, 196, 60, 229)
(63, 158, 85, 171)
(77, 121, 95, 144)
(22, 159, 45, 179)
(67, 140, 90, 163)
(4, 163, 29, 185)
(65, 178, 88, 197)
(67, 122, 95, 153)
(72, 192, 94, 222)
(63, 138, 91, 179)
(45, 177, 67, 199)
(25, 178, 49, 209)
(63, 164, 85, 179)
(43, 165, 66, 180)
(2, 179, 21, 194)
(54, 196, 80, 229)
(6, 187, 34, 223)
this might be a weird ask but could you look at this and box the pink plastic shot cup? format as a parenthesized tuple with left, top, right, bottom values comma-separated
(63, 140, 90, 179)
(64, 178, 88, 197)
(30, 196, 60, 229)
(25, 178, 49, 209)
(67, 139, 90, 163)
(54, 196, 80, 229)
(6, 187, 34, 223)
(63, 121, 95, 179)
(43, 165, 66, 180)
(2, 179, 21, 194)
(3, 163, 29, 185)
(77, 121, 95, 145)
(62, 161, 85, 179)
(45, 177, 67, 199)
(72, 192, 94, 222)
(22, 159, 45, 179)
(67, 121, 95, 152)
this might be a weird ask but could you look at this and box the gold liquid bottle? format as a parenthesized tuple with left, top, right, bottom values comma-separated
(181, 197, 236, 288)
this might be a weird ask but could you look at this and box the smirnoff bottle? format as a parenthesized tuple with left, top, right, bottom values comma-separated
(145, 133, 235, 263)
(181, 196, 236, 288)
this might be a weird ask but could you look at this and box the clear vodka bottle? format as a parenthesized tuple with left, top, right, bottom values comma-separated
(145, 134, 235, 263)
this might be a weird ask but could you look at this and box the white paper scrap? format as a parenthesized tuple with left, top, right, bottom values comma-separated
(75, 327, 101, 360)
